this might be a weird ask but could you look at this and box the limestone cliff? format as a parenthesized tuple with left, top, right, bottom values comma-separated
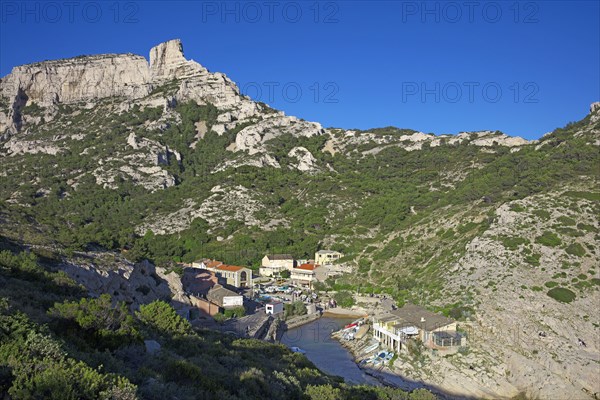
(0, 39, 249, 132)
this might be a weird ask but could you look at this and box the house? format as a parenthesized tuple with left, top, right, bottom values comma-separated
(207, 284, 244, 309)
(265, 300, 284, 315)
(191, 258, 211, 269)
(260, 254, 295, 277)
(290, 263, 322, 289)
(197, 260, 253, 288)
(182, 268, 220, 296)
(314, 250, 343, 266)
(372, 304, 465, 352)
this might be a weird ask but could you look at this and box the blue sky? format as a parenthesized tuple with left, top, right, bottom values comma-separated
(1, 0, 598, 139)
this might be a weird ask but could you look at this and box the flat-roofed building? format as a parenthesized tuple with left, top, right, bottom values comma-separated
(315, 250, 343, 266)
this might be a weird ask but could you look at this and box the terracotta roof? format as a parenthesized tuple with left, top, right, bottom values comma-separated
(296, 263, 319, 271)
(206, 260, 223, 269)
(217, 264, 244, 272)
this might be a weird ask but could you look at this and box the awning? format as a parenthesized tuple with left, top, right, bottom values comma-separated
(399, 326, 419, 335)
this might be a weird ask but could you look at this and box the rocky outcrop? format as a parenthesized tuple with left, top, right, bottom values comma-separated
(590, 101, 600, 124)
(3, 139, 61, 155)
(0, 54, 151, 108)
(442, 192, 600, 399)
(234, 115, 324, 155)
(150, 39, 205, 81)
(288, 146, 319, 173)
(0, 39, 256, 135)
(60, 254, 185, 310)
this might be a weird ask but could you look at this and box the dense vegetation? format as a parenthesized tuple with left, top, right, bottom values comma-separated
(0, 99, 598, 309)
(0, 244, 436, 399)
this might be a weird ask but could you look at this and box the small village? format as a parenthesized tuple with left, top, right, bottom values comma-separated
(176, 249, 468, 386)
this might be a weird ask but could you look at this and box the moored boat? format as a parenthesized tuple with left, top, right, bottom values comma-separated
(289, 346, 306, 354)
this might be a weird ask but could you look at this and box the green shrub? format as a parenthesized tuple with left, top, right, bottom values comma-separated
(563, 191, 600, 201)
(48, 294, 139, 349)
(333, 291, 355, 308)
(501, 236, 529, 250)
(577, 223, 598, 233)
(544, 281, 558, 288)
(546, 287, 576, 303)
(525, 253, 541, 266)
(557, 216, 576, 226)
(532, 210, 551, 220)
(224, 306, 246, 319)
(136, 300, 192, 336)
(284, 301, 307, 319)
(509, 204, 525, 212)
(535, 231, 562, 247)
(565, 243, 586, 257)
(280, 270, 291, 279)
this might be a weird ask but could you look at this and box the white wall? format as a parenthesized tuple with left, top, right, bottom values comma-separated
(223, 296, 243, 308)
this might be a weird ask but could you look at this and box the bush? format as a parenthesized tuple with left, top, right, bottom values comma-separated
(136, 300, 192, 336)
(48, 294, 139, 349)
(535, 231, 562, 247)
(525, 253, 541, 266)
(565, 243, 586, 257)
(501, 236, 529, 250)
(224, 306, 246, 319)
(284, 301, 307, 318)
(333, 291, 355, 308)
(546, 287, 576, 303)
(280, 270, 291, 279)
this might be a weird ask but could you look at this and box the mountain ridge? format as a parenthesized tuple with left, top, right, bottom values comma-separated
(0, 39, 599, 399)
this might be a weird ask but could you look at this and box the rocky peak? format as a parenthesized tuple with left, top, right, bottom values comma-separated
(149, 39, 207, 81)
(590, 101, 600, 125)
(0, 39, 244, 134)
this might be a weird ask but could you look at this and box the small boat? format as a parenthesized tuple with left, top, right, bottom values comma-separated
(344, 322, 358, 329)
(355, 324, 370, 340)
(384, 352, 395, 362)
(289, 346, 306, 354)
(362, 343, 379, 354)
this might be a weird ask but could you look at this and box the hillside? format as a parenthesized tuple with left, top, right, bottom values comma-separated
(0, 39, 599, 399)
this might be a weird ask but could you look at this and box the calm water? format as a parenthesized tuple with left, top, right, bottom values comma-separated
(280, 317, 380, 386)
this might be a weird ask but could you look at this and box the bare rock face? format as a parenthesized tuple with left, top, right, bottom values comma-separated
(60, 254, 185, 311)
(149, 39, 199, 81)
(0, 38, 256, 135)
(288, 146, 319, 173)
(0, 54, 151, 108)
(234, 115, 324, 155)
(590, 101, 600, 124)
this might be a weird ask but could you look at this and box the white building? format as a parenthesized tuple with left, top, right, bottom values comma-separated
(260, 254, 295, 277)
(207, 284, 244, 309)
(373, 304, 463, 352)
(314, 250, 343, 266)
(290, 263, 322, 289)
(265, 300, 284, 315)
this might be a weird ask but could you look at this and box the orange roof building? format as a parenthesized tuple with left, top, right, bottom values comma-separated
(198, 260, 253, 288)
(296, 263, 319, 271)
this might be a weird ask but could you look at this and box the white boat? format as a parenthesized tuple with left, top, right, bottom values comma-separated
(289, 346, 306, 354)
(362, 343, 379, 354)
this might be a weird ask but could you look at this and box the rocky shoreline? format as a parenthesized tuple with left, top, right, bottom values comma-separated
(331, 325, 457, 398)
